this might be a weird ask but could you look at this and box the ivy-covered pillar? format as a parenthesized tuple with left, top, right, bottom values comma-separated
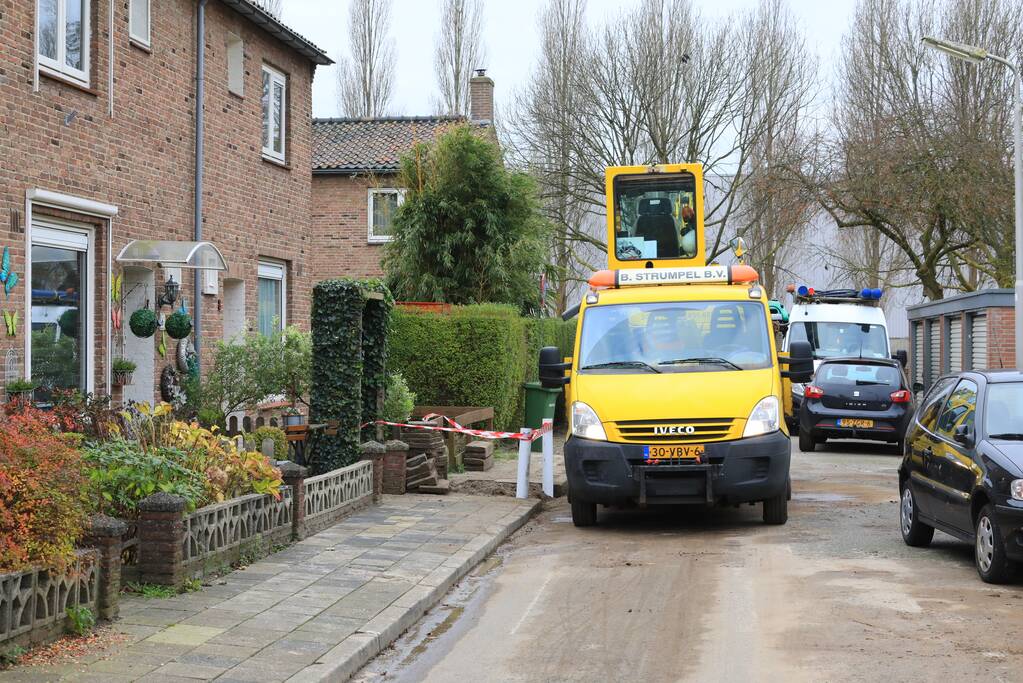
(359, 280, 394, 441)
(310, 279, 365, 472)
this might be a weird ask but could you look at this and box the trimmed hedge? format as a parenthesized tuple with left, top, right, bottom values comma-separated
(388, 305, 576, 430)
(310, 279, 365, 471)
(360, 280, 394, 440)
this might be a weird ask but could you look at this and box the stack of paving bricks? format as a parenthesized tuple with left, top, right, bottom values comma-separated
(462, 440, 495, 471)
(401, 423, 449, 479)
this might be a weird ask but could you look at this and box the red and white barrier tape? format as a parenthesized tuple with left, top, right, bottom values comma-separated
(360, 413, 553, 442)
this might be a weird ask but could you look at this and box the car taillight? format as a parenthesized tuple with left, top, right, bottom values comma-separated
(804, 385, 824, 399)
(890, 390, 911, 404)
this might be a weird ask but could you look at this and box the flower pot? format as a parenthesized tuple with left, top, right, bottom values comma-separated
(6, 389, 33, 403)
(113, 371, 134, 387)
(283, 413, 305, 427)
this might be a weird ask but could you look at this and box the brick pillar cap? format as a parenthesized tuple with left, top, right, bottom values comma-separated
(278, 462, 308, 479)
(360, 440, 386, 455)
(87, 514, 128, 537)
(138, 492, 188, 513)
(384, 440, 409, 452)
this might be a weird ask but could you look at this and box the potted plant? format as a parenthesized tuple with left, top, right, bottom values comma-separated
(112, 358, 137, 387)
(283, 405, 305, 426)
(5, 378, 36, 402)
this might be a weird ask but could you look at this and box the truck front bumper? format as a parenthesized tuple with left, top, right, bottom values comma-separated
(564, 431, 791, 506)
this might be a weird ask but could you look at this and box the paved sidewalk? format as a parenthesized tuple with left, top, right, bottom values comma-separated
(12, 494, 537, 683)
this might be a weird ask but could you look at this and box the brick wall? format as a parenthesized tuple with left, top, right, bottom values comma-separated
(310, 173, 395, 280)
(0, 0, 320, 401)
(987, 307, 1016, 370)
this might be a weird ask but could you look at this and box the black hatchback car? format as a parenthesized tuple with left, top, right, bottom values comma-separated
(899, 370, 1023, 583)
(797, 358, 914, 453)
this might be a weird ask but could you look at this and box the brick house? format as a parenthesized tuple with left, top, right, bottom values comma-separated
(0, 0, 330, 405)
(309, 71, 495, 280)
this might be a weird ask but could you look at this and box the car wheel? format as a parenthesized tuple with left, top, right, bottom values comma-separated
(975, 505, 1016, 584)
(763, 479, 789, 525)
(798, 428, 815, 453)
(571, 498, 597, 527)
(900, 484, 934, 547)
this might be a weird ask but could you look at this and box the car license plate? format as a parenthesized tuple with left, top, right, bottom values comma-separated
(837, 418, 874, 428)
(643, 445, 704, 460)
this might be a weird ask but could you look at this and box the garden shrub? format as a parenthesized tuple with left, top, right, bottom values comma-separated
(310, 279, 365, 471)
(382, 372, 416, 424)
(360, 279, 394, 439)
(251, 426, 287, 460)
(0, 408, 90, 573)
(82, 440, 206, 516)
(388, 305, 576, 429)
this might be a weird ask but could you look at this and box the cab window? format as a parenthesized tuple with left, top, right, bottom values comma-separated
(934, 379, 978, 441)
(613, 173, 697, 261)
(917, 377, 957, 432)
(578, 300, 772, 373)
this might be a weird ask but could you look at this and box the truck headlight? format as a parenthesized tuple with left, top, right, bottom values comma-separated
(743, 396, 780, 438)
(571, 401, 607, 441)
(1011, 479, 1023, 501)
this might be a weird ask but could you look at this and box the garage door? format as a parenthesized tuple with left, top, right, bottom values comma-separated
(913, 322, 924, 385)
(948, 317, 962, 373)
(929, 320, 941, 384)
(970, 313, 987, 369)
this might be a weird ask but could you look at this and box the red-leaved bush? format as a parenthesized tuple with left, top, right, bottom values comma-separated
(0, 407, 90, 572)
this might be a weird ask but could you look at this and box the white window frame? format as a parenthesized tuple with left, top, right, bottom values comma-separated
(37, 0, 91, 86)
(261, 65, 287, 163)
(227, 33, 244, 97)
(257, 259, 287, 335)
(129, 0, 151, 48)
(368, 188, 405, 244)
(28, 218, 96, 395)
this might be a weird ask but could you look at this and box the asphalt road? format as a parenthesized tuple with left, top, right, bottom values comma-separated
(354, 439, 1023, 683)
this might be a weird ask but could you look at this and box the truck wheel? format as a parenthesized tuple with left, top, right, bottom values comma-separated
(798, 428, 815, 453)
(975, 505, 1016, 584)
(571, 498, 597, 527)
(763, 483, 788, 525)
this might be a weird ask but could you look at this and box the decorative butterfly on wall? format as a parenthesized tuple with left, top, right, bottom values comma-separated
(0, 247, 19, 299)
(3, 310, 16, 337)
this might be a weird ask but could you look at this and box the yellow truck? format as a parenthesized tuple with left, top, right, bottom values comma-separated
(539, 164, 813, 526)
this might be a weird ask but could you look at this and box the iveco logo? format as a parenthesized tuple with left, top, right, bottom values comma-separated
(654, 425, 697, 435)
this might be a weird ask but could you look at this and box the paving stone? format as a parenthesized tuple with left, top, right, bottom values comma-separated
(147, 661, 230, 680)
(208, 626, 291, 649)
(146, 624, 225, 646)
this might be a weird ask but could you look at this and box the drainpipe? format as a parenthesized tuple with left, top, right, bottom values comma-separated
(194, 0, 207, 367)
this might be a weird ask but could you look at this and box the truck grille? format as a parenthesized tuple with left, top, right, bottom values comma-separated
(610, 417, 737, 443)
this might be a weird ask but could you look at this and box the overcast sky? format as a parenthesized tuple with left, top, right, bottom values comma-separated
(280, 0, 856, 120)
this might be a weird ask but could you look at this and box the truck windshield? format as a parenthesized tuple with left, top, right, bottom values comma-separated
(789, 322, 888, 359)
(579, 301, 772, 373)
(613, 173, 697, 261)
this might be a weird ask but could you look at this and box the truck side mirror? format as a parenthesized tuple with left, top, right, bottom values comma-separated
(780, 340, 813, 383)
(894, 349, 908, 367)
(539, 346, 571, 389)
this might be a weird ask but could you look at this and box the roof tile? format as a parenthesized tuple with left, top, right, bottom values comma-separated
(312, 116, 470, 172)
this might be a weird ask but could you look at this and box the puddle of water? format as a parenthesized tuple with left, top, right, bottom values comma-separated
(793, 492, 853, 503)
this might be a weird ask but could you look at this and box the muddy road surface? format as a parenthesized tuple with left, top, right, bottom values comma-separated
(353, 441, 1023, 682)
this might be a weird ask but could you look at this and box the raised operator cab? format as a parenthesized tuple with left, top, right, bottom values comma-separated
(539, 165, 813, 527)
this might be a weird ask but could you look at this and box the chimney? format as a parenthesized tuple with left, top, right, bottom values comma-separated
(469, 68, 494, 124)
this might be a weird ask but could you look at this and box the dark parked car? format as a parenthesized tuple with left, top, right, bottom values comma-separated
(899, 370, 1023, 583)
(797, 358, 914, 452)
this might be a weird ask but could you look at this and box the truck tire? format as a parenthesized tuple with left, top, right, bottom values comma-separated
(571, 498, 597, 527)
(798, 427, 815, 453)
(763, 482, 789, 525)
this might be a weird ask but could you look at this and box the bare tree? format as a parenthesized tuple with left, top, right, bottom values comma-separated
(434, 0, 486, 116)
(337, 0, 396, 118)
(253, 0, 283, 18)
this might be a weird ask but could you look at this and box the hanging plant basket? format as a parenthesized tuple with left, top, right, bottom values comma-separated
(112, 371, 134, 387)
(165, 311, 193, 340)
(129, 309, 158, 338)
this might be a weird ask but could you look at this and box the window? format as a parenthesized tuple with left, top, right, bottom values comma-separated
(934, 379, 977, 441)
(227, 34, 244, 96)
(29, 221, 93, 400)
(38, 0, 90, 85)
(368, 188, 404, 243)
(917, 377, 957, 432)
(129, 0, 150, 47)
(257, 260, 286, 337)
(261, 65, 287, 162)
(817, 363, 901, 386)
(986, 382, 1023, 439)
(612, 172, 698, 261)
(788, 322, 890, 360)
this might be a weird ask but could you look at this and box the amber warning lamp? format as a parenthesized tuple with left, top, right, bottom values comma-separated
(589, 264, 759, 289)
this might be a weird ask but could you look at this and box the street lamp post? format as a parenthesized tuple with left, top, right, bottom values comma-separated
(923, 36, 1023, 369)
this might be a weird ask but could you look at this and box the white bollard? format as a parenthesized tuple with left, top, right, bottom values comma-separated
(541, 418, 554, 498)
(516, 428, 533, 499)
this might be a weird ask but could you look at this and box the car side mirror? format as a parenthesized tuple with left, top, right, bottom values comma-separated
(780, 340, 813, 383)
(539, 346, 571, 389)
(894, 350, 908, 367)
(912, 382, 925, 394)
(953, 424, 974, 448)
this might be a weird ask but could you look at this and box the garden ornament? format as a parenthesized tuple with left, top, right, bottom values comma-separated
(3, 310, 17, 336)
(176, 337, 198, 377)
(0, 247, 19, 299)
(129, 308, 158, 338)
